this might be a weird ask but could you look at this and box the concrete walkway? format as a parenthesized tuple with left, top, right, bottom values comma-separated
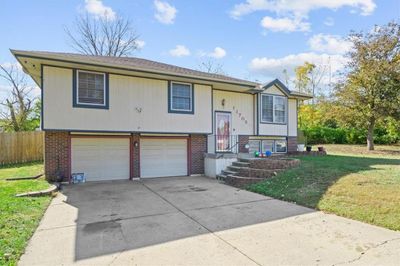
(20, 176, 400, 265)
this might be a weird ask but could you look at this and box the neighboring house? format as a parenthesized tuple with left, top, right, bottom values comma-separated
(12, 50, 312, 182)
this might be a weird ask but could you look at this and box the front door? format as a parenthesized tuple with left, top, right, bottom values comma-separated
(215, 111, 231, 152)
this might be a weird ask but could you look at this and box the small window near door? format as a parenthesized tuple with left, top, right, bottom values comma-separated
(169, 82, 194, 114)
(73, 70, 109, 109)
(249, 140, 261, 154)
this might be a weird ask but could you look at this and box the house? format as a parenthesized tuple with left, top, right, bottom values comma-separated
(11, 50, 312, 182)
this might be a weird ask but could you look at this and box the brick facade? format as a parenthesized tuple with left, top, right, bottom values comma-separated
(287, 136, 298, 153)
(44, 131, 70, 182)
(44, 132, 207, 180)
(190, 134, 207, 175)
(238, 135, 250, 153)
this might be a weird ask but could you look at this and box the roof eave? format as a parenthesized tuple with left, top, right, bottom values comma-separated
(11, 50, 258, 88)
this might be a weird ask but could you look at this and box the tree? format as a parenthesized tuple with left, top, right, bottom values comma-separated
(294, 62, 327, 99)
(65, 14, 139, 57)
(0, 64, 38, 132)
(335, 22, 400, 150)
(197, 59, 225, 75)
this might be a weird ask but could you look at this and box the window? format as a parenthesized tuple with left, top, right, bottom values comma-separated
(261, 95, 273, 122)
(169, 82, 193, 113)
(261, 140, 274, 153)
(248, 139, 287, 154)
(275, 140, 287, 153)
(74, 70, 108, 109)
(248, 140, 261, 154)
(261, 95, 287, 123)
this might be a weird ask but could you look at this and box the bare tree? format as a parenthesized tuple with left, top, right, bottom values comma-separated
(198, 59, 226, 75)
(0, 64, 37, 132)
(65, 14, 139, 57)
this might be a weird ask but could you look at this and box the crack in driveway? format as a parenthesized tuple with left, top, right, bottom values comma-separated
(333, 237, 400, 265)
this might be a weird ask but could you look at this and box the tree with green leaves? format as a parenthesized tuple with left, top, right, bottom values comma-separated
(335, 22, 400, 150)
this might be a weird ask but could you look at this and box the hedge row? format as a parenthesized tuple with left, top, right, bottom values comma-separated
(302, 126, 399, 145)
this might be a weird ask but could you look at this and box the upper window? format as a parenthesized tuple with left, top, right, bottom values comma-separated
(261, 95, 286, 123)
(169, 82, 194, 114)
(74, 70, 108, 109)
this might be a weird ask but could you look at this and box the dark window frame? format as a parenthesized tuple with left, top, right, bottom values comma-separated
(73, 69, 109, 109)
(260, 94, 287, 124)
(168, 81, 194, 114)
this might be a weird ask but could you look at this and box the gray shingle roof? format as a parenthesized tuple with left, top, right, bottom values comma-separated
(11, 50, 258, 86)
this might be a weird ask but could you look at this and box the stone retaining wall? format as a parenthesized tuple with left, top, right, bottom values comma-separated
(248, 158, 300, 170)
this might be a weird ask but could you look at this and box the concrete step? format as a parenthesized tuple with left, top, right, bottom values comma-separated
(232, 161, 250, 167)
(222, 169, 237, 176)
(227, 165, 248, 171)
(216, 174, 227, 181)
(238, 158, 251, 163)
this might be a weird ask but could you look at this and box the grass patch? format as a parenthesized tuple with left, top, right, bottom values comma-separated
(247, 144, 400, 231)
(0, 162, 51, 266)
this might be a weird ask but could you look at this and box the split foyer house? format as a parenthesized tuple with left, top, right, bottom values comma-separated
(12, 50, 312, 182)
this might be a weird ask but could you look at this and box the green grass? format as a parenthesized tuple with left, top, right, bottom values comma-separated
(247, 144, 400, 231)
(0, 162, 52, 266)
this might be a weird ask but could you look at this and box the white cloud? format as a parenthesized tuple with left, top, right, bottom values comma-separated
(324, 17, 334, 26)
(135, 40, 146, 49)
(154, 0, 177, 24)
(261, 16, 310, 32)
(230, 0, 376, 33)
(308, 34, 352, 54)
(230, 0, 376, 19)
(199, 47, 227, 59)
(84, 0, 116, 20)
(169, 45, 190, 57)
(249, 52, 348, 84)
(208, 47, 227, 59)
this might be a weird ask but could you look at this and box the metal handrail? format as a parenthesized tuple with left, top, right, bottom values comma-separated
(214, 134, 239, 154)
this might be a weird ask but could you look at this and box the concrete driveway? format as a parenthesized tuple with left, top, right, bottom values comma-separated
(20, 176, 400, 266)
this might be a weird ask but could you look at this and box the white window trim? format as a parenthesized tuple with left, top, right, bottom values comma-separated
(76, 70, 106, 106)
(260, 94, 287, 124)
(170, 81, 193, 112)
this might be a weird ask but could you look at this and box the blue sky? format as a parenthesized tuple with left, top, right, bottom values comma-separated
(0, 0, 399, 95)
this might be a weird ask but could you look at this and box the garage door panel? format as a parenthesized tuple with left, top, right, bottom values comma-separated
(72, 138, 130, 181)
(140, 138, 187, 178)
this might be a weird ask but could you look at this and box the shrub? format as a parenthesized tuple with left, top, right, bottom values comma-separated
(301, 126, 399, 145)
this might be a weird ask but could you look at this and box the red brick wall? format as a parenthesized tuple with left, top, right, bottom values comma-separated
(131, 134, 140, 178)
(288, 136, 298, 152)
(238, 135, 249, 153)
(190, 134, 207, 175)
(44, 131, 70, 182)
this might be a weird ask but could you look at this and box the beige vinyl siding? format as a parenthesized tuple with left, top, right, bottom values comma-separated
(258, 123, 287, 136)
(43, 66, 212, 133)
(264, 85, 285, 96)
(213, 90, 254, 135)
(288, 99, 297, 137)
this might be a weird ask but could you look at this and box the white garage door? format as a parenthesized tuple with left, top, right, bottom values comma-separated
(140, 138, 187, 178)
(71, 138, 130, 181)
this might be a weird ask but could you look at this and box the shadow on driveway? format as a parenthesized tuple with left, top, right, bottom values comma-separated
(67, 176, 313, 260)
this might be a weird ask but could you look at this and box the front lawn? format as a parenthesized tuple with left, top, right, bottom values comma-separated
(247, 144, 400, 231)
(0, 162, 52, 266)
